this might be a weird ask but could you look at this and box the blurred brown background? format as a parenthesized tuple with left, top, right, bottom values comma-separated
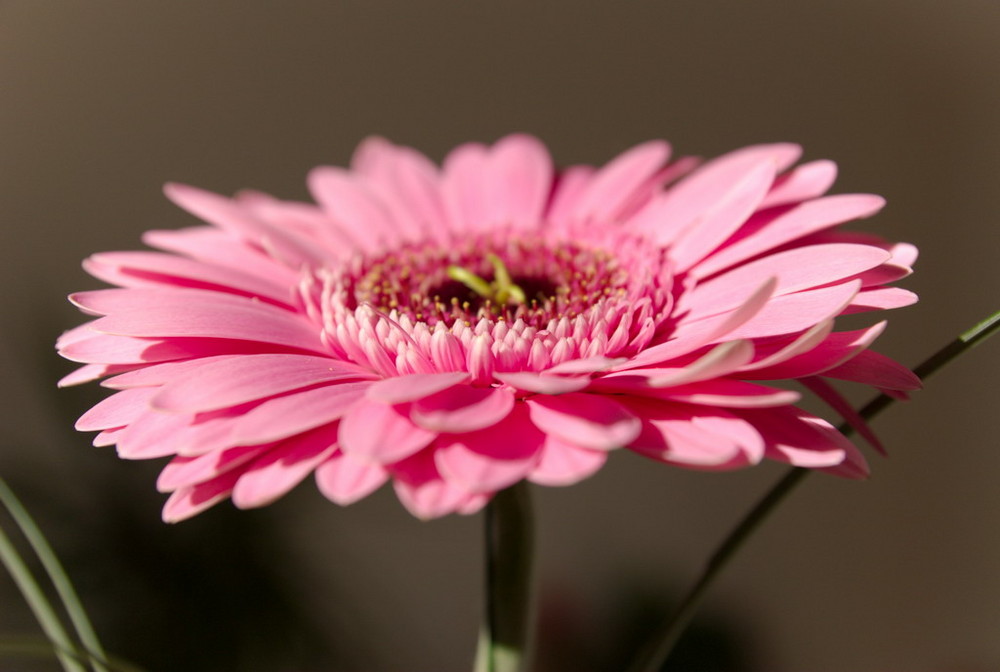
(1, 1, 999, 671)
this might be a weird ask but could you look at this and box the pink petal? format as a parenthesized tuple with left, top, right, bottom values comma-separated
(484, 134, 553, 229)
(619, 278, 778, 370)
(666, 159, 777, 272)
(83, 251, 293, 306)
(315, 452, 389, 505)
(59, 332, 202, 365)
(162, 470, 241, 523)
(646, 340, 755, 387)
(307, 167, 396, 251)
(653, 380, 800, 408)
(526, 394, 641, 451)
(156, 445, 270, 493)
(801, 377, 885, 455)
(570, 140, 671, 223)
(410, 386, 514, 433)
(494, 372, 592, 395)
(711, 280, 862, 342)
(231, 381, 371, 445)
(527, 437, 607, 487)
(434, 404, 543, 492)
(59, 363, 133, 388)
(545, 165, 595, 227)
(624, 399, 764, 468)
(845, 287, 919, 313)
(742, 406, 868, 476)
(163, 183, 324, 267)
(151, 354, 374, 413)
(441, 142, 490, 233)
(338, 398, 436, 463)
(758, 159, 838, 209)
(821, 349, 922, 391)
(231, 425, 340, 509)
(391, 450, 488, 519)
(89, 290, 327, 354)
(142, 226, 301, 287)
(365, 371, 470, 404)
(694, 194, 886, 278)
(681, 244, 889, 322)
(76, 387, 157, 432)
(740, 322, 886, 380)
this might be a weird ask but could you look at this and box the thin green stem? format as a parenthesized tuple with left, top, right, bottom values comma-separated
(474, 482, 534, 672)
(0, 511, 87, 672)
(627, 307, 1000, 672)
(0, 636, 146, 672)
(0, 477, 110, 672)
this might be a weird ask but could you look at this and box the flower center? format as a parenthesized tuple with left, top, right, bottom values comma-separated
(342, 234, 631, 329)
(447, 253, 527, 308)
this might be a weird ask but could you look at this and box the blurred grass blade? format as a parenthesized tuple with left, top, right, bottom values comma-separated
(0, 512, 87, 672)
(0, 477, 109, 672)
(0, 636, 147, 672)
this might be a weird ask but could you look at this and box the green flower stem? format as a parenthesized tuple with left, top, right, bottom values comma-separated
(475, 481, 534, 672)
(627, 307, 1000, 672)
(0, 477, 111, 672)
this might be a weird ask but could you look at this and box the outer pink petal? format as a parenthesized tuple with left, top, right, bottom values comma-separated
(845, 287, 919, 313)
(666, 159, 777, 272)
(231, 381, 371, 445)
(821, 349, 922, 391)
(59, 363, 134, 388)
(88, 290, 327, 354)
(801, 376, 885, 455)
(231, 425, 340, 509)
(338, 398, 437, 463)
(758, 159, 838, 209)
(741, 406, 868, 477)
(410, 386, 514, 433)
(142, 226, 301, 287)
(526, 394, 641, 451)
(76, 387, 157, 432)
(83, 251, 293, 306)
(680, 244, 889, 322)
(624, 399, 764, 468)
(527, 437, 607, 487)
(434, 404, 544, 492)
(156, 445, 269, 493)
(441, 142, 490, 233)
(619, 278, 777, 370)
(162, 470, 241, 523)
(693, 194, 886, 279)
(484, 134, 553, 229)
(652, 380, 801, 408)
(391, 450, 488, 519)
(163, 183, 324, 267)
(151, 354, 374, 413)
(315, 452, 389, 505)
(569, 140, 671, 223)
(710, 280, 861, 342)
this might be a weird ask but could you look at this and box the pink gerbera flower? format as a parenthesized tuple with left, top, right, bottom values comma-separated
(59, 135, 919, 521)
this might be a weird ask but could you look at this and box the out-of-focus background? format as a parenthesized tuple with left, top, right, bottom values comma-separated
(1, 2, 999, 670)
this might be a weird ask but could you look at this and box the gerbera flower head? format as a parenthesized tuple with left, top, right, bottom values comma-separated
(59, 135, 919, 521)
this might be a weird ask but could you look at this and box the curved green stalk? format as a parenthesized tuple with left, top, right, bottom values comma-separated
(627, 307, 1000, 672)
(0, 509, 87, 672)
(0, 477, 111, 672)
